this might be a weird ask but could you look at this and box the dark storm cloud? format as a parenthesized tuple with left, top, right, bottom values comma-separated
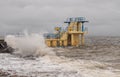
(0, 0, 120, 36)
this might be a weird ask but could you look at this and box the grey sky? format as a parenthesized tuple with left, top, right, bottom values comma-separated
(0, 0, 120, 36)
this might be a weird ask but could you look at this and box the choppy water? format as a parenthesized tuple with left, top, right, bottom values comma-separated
(1, 34, 120, 77)
(0, 53, 119, 77)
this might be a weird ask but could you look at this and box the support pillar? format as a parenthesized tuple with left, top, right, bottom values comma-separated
(81, 34, 84, 46)
(71, 34, 74, 46)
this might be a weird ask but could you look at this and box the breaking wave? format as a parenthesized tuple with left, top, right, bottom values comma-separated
(5, 32, 55, 57)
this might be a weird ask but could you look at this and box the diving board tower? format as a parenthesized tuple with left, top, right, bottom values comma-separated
(64, 17, 88, 46)
(44, 17, 88, 47)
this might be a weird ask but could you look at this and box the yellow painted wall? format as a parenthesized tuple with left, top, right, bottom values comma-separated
(71, 34, 80, 46)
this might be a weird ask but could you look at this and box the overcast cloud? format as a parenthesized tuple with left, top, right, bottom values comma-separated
(0, 0, 120, 36)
